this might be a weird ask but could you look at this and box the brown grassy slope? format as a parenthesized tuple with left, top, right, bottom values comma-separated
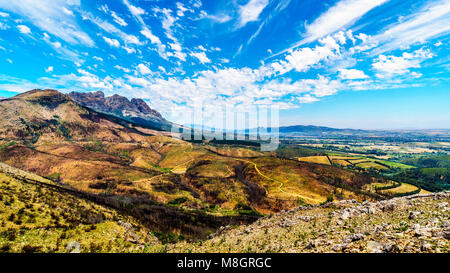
(0, 144, 158, 195)
(163, 192, 450, 253)
(0, 89, 149, 143)
(242, 157, 379, 208)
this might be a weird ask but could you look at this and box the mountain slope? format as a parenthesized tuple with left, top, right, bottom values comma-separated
(0, 169, 158, 253)
(0, 89, 154, 143)
(165, 192, 450, 253)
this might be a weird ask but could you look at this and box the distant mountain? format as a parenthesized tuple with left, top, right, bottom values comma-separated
(278, 125, 366, 134)
(273, 125, 450, 139)
(69, 91, 172, 131)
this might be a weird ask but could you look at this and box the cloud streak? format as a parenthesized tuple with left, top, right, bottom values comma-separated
(0, 0, 94, 46)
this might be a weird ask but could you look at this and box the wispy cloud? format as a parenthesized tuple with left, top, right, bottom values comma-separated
(198, 11, 232, 23)
(274, 0, 388, 56)
(246, 0, 291, 46)
(81, 12, 140, 45)
(238, 0, 269, 28)
(111, 11, 128, 27)
(122, 0, 167, 58)
(0, 0, 94, 46)
(190, 51, 211, 64)
(104, 37, 120, 48)
(338, 68, 369, 79)
(371, 0, 450, 54)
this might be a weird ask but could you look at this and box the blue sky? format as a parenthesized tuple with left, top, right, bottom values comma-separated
(0, 0, 449, 129)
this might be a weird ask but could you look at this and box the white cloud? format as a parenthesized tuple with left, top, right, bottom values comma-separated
(123, 46, 136, 54)
(103, 37, 120, 47)
(111, 11, 127, 26)
(93, 56, 103, 62)
(123, 0, 145, 17)
(153, 7, 186, 62)
(99, 4, 127, 27)
(126, 75, 150, 87)
(0, 22, 8, 30)
(122, 0, 166, 58)
(338, 68, 368, 79)
(81, 12, 141, 45)
(73, 70, 114, 90)
(238, 0, 269, 27)
(197, 45, 207, 51)
(45, 66, 53, 73)
(114, 65, 130, 73)
(0, 0, 94, 46)
(0, 11, 9, 17)
(137, 63, 152, 75)
(371, 1, 450, 55)
(275, 0, 387, 56)
(372, 48, 434, 77)
(199, 11, 232, 23)
(298, 94, 319, 103)
(17, 24, 30, 34)
(190, 52, 211, 64)
(113, 78, 132, 89)
(169, 42, 181, 52)
(270, 34, 344, 75)
(62, 7, 73, 16)
(246, 0, 292, 47)
(303, 0, 388, 43)
(303, 76, 342, 97)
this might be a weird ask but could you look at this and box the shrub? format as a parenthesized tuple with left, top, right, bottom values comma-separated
(22, 245, 41, 253)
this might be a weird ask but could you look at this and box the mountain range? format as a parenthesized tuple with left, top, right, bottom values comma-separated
(68, 91, 172, 132)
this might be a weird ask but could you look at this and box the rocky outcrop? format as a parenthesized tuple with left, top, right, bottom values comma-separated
(69, 91, 163, 119)
(168, 192, 450, 253)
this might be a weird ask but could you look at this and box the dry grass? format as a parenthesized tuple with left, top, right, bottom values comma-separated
(207, 146, 263, 158)
(333, 159, 352, 166)
(355, 162, 389, 170)
(188, 161, 235, 178)
(382, 183, 419, 195)
(297, 156, 331, 165)
(246, 157, 371, 206)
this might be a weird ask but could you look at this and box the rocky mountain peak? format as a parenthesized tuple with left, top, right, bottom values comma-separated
(131, 98, 161, 117)
(105, 94, 136, 111)
(68, 91, 167, 129)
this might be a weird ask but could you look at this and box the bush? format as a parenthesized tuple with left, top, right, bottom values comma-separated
(22, 245, 41, 253)
(46, 173, 62, 182)
(168, 197, 188, 206)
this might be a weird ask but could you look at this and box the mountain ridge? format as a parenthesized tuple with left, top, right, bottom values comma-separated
(0, 89, 158, 143)
(68, 90, 172, 131)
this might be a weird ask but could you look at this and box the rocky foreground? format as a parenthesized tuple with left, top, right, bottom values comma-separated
(165, 192, 450, 253)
